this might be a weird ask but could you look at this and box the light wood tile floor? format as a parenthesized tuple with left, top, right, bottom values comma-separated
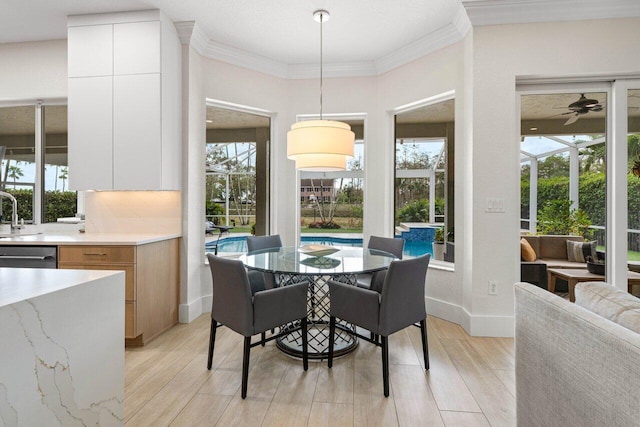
(125, 315, 515, 427)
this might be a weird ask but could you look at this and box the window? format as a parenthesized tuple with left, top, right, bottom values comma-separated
(627, 88, 640, 280)
(0, 103, 74, 224)
(520, 92, 607, 260)
(299, 118, 364, 237)
(394, 97, 455, 261)
(205, 104, 270, 236)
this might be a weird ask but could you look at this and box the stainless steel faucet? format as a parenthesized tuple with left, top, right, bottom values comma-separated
(0, 191, 24, 231)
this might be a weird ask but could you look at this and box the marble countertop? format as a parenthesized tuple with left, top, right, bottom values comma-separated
(0, 232, 181, 246)
(0, 267, 124, 308)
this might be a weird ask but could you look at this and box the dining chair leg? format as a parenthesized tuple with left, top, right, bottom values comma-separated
(241, 336, 251, 399)
(261, 332, 266, 346)
(420, 319, 429, 370)
(328, 316, 336, 368)
(301, 317, 309, 371)
(381, 336, 389, 397)
(207, 318, 217, 370)
(310, 282, 316, 318)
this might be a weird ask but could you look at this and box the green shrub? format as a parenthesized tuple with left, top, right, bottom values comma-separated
(44, 191, 77, 223)
(397, 199, 429, 223)
(206, 200, 225, 225)
(1, 189, 78, 223)
(308, 221, 341, 229)
(536, 199, 592, 238)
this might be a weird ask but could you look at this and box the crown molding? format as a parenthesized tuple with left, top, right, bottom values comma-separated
(376, 4, 471, 75)
(203, 40, 290, 78)
(174, 21, 208, 55)
(196, 3, 471, 79)
(289, 61, 377, 79)
(463, 0, 640, 26)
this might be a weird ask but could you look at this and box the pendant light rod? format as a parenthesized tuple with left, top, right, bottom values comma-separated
(287, 10, 354, 172)
(313, 10, 329, 120)
(320, 11, 323, 120)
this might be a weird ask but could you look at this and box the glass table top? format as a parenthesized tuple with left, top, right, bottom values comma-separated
(239, 246, 396, 275)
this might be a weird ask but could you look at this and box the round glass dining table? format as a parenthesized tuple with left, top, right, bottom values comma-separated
(240, 246, 396, 359)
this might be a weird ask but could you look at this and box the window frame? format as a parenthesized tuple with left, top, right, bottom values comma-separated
(0, 98, 69, 224)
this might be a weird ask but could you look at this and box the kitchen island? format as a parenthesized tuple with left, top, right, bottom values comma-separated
(0, 268, 125, 426)
(0, 232, 181, 346)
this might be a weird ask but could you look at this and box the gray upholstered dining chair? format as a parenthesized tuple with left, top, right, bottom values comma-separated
(206, 253, 309, 399)
(246, 234, 283, 290)
(246, 234, 282, 252)
(328, 253, 430, 397)
(356, 235, 405, 293)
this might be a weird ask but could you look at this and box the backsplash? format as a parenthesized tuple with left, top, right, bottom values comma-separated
(84, 191, 181, 234)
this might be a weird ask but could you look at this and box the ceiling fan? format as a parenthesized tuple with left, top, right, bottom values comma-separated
(556, 94, 603, 125)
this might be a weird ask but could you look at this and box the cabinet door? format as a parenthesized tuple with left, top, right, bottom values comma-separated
(68, 25, 113, 77)
(113, 21, 161, 75)
(68, 76, 114, 190)
(113, 74, 161, 190)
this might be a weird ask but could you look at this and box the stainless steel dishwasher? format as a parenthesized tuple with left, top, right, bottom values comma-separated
(0, 246, 57, 269)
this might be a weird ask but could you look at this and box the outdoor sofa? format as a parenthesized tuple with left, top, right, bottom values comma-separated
(520, 234, 592, 291)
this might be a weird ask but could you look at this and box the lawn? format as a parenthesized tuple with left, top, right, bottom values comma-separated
(597, 246, 640, 261)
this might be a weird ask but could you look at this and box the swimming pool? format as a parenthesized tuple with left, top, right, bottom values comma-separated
(205, 235, 432, 257)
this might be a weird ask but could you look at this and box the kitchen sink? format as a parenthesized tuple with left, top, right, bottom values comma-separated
(0, 232, 42, 239)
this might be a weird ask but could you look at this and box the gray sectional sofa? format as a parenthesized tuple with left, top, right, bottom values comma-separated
(515, 282, 640, 426)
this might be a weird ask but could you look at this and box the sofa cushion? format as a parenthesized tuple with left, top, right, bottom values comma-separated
(566, 240, 596, 263)
(575, 281, 640, 334)
(537, 235, 583, 259)
(537, 258, 586, 269)
(521, 235, 540, 258)
(520, 238, 537, 262)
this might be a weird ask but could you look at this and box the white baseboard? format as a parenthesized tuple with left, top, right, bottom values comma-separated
(425, 296, 463, 325)
(178, 295, 211, 323)
(460, 307, 515, 337)
(426, 296, 514, 337)
(179, 294, 513, 337)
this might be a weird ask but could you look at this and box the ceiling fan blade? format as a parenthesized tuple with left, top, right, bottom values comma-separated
(564, 114, 580, 125)
(546, 111, 574, 119)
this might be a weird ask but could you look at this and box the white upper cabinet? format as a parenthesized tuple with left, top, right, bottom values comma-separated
(68, 76, 114, 189)
(68, 25, 113, 77)
(114, 21, 161, 75)
(113, 74, 161, 190)
(67, 10, 181, 191)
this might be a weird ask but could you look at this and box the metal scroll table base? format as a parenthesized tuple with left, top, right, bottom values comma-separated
(275, 273, 357, 360)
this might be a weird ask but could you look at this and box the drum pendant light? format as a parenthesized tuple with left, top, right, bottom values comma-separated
(287, 10, 355, 171)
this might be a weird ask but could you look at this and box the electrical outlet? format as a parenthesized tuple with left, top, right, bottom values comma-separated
(488, 281, 498, 295)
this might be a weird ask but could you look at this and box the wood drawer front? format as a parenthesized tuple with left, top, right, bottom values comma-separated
(59, 245, 135, 264)
(125, 301, 136, 338)
(59, 264, 135, 300)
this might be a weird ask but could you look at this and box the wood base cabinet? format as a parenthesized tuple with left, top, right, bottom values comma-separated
(58, 238, 179, 346)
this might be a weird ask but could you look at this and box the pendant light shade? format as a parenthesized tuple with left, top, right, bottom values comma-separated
(287, 10, 355, 171)
(287, 120, 355, 170)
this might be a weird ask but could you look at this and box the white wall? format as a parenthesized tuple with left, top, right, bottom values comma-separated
(0, 40, 67, 101)
(191, 43, 468, 326)
(180, 41, 207, 323)
(468, 17, 640, 335)
(377, 42, 467, 323)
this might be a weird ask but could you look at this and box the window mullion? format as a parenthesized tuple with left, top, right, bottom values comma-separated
(34, 102, 43, 225)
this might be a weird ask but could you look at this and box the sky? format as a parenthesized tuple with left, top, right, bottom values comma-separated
(1, 160, 69, 191)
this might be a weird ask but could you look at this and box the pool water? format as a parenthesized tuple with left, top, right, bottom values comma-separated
(205, 235, 433, 257)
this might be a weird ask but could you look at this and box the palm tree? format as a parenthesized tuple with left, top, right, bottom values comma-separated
(59, 167, 68, 191)
(7, 164, 23, 189)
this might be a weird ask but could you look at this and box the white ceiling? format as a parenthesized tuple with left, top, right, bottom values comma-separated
(3, 1, 640, 78)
